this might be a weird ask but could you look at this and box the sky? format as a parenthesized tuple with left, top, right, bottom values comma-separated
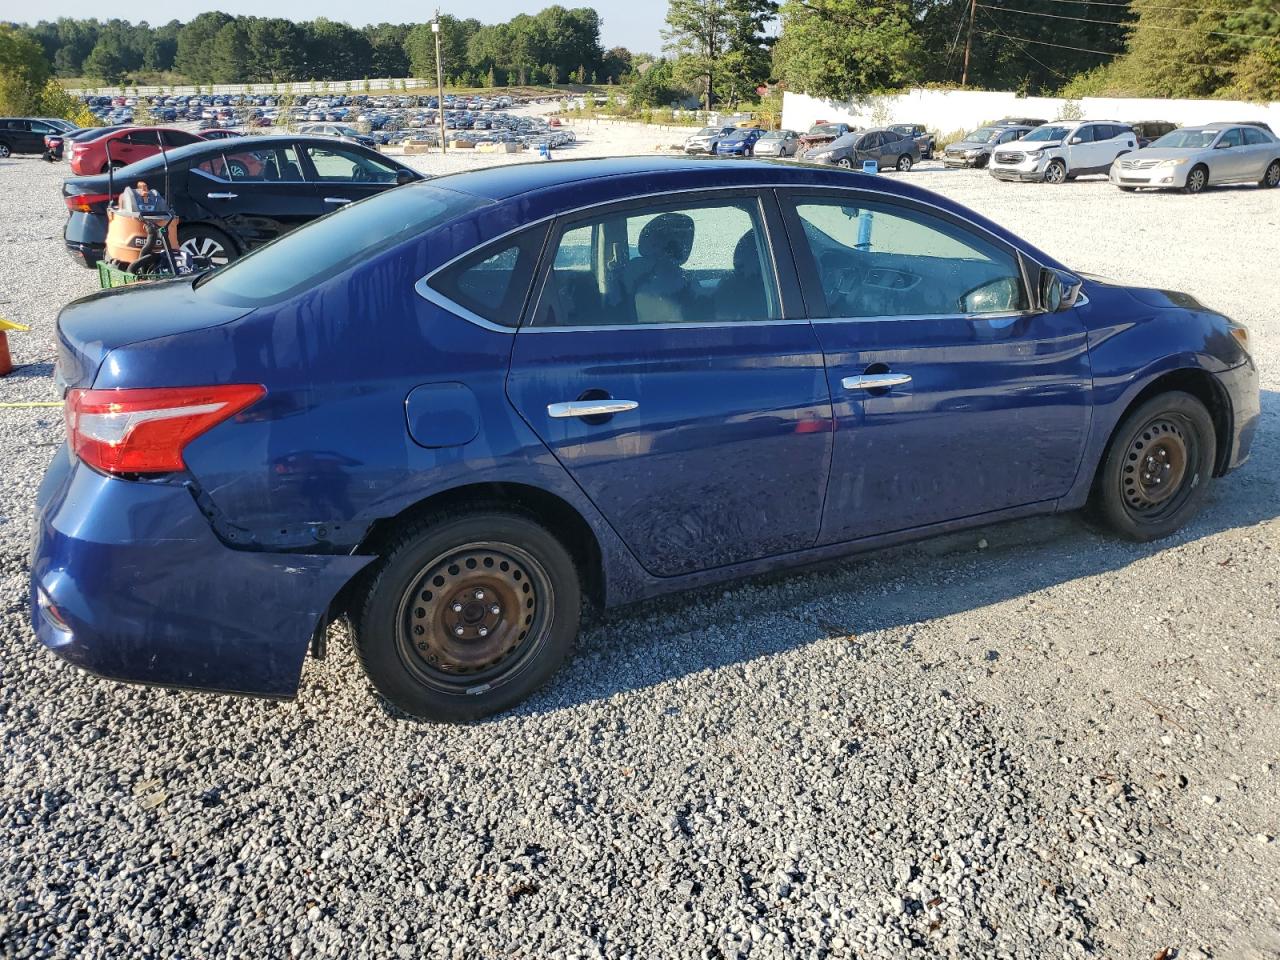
(10, 0, 668, 56)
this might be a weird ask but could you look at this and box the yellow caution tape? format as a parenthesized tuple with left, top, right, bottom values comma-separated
(0, 402, 63, 408)
(0, 317, 31, 332)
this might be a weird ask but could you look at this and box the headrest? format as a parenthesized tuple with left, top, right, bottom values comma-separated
(637, 213, 695, 266)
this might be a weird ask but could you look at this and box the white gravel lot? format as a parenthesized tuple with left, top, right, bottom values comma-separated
(0, 122, 1277, 960)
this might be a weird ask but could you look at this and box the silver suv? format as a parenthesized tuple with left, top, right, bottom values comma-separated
(989, 120, 1137, 184)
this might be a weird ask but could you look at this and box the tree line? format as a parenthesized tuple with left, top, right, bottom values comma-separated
(13, 8, 632, 87)
(7, 0, 1280, 108)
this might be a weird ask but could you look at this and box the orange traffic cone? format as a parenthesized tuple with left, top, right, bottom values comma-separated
(0, 317, 30, 376)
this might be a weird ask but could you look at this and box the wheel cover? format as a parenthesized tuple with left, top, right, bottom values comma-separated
(395, 541, 553, 691)
(1120, 416, 1196, 519)
(838, 158, 851, 168)
(1267, 163, 1280, 186)
(1189, 169, 1206, 191)
(898, 156, 911, 170)
(181, 235, 229, 267)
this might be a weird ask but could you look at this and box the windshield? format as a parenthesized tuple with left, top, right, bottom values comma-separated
(1022, 125, 1068, 142)
(825, 133, 857, 150)
(694, 127, 717, 137)
(1151, 129, 1217, 149)
(760, 130, 785, 139)
(810, 124, 843, 136)
(195, 184, 484, 307)
(723, 129, 751, 141)
(965, 127, 1000, 142)
(336, 126, 361, 136)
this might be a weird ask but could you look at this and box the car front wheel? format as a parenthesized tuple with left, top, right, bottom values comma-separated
(353, 509, 582, 722)
(1092, 391, 1216, 541)
(1184, 165, 1208, 194)
(1044, 159, 1067, 184)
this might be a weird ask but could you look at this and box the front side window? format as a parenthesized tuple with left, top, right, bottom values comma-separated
(304, 144, 400, 183)
(533, 197, 781, 327)
(1219, 127, 1244, 148)
(789, 197, 1027, 319)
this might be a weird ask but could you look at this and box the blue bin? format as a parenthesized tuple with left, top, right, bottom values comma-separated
(862, 160, 879, 174)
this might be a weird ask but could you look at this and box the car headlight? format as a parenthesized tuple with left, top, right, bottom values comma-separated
(965, 148, 982, 157)
(810, 151, 832, 160)
(1157, 158, 1190, 167)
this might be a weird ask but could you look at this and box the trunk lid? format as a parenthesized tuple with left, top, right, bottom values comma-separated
(55, 279, 255, 392)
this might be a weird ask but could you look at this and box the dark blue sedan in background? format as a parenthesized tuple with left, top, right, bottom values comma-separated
(715, 127, 765, 157)
(31, 157, 1259, 721)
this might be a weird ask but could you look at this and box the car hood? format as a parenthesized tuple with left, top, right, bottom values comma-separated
(998, 140, 1058, 151)
(949, 140, 989, 150)
(1127, 147, 1207, 161)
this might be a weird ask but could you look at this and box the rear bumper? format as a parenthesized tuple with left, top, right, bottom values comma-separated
(30, 447, 371, 699)
(64, 211, 107, 267)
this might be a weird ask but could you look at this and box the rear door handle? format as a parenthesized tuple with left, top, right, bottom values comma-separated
(547, 400, 639, 419)
(324, 197, 352, 205)
(206, 192, 238, 199)
(842, 373, 912, 391)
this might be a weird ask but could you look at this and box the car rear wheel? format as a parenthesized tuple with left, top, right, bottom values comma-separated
(0, 143, 11, 158)
(1092, 391, 1216, 542)
(1184, 165, 1208, 194)
(896, 154, 913, 172)
(1044, 160, 1067, 184)
(1261, 160, 1280, 188)
(837, 157, 852, 169)
(178, 225, 235, 268)
(353, 509, 581, 722)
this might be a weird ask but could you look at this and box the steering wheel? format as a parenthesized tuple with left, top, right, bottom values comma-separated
(353, 165, 373, 182)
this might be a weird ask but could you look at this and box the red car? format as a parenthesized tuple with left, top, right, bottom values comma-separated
(68, 127, 205, 176)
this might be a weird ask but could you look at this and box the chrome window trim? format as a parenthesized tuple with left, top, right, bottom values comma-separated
(415, 180, 1063, 333)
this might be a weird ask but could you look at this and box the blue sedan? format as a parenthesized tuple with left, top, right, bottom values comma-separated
(715, 128, 764, 157)
(31, 157, 1259, 721)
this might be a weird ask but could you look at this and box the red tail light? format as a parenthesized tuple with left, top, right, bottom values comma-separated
(65, 192, 111, 213)
(65, 385, 266, 475)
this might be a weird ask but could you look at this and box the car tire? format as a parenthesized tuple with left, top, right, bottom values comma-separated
(837, 157, 852, 169)
(0, 142, 10, 158)
(1184, 164, 1208, 194)
(352, 508, 582, 722)
(1261, 159, 1280, 188)
(975, 154, 989, 169)
(896, 154, 913, 172)
(1091, 391, 1216, 542)
(1044, 159, 1067, 184)
(178, 224, 236, 268)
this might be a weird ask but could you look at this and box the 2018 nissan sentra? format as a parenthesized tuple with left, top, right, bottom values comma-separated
(61, 134, 422, 267)
(32, 156, 1259, 722)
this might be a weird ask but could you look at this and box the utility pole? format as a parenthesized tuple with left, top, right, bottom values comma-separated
(433, 11, 447, 154)
(961, 0, 977, 87)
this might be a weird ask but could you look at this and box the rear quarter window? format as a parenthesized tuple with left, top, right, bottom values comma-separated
(425, 225, 549, 328)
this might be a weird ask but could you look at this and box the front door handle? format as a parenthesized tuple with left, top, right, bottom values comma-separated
(324, 197, 352, 205)
(206, 192, 238, 199)
(547, 400, 639, 419)
(842, 372, 912, 391)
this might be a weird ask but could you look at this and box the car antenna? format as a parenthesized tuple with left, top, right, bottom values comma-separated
(105, 139, 115, 201)
(158, 130, 171, 202)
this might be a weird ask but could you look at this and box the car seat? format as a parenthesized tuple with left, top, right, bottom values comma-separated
(625, 212, 696, 324)
(715, 232, 769, 321)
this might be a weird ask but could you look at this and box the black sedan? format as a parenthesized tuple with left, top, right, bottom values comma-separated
(62, 135, 423, 268)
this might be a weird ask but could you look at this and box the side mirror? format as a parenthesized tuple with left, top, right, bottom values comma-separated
(1069, 136, 1082, 145)
(396, 169, 416, 185)
(1214, 141, 1231, 149)
(1040, 268, 1083, 312)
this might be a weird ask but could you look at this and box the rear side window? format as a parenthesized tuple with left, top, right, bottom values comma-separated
(427, 225, 548, 327)
(1243, 127, 1270, 145)
(196, 185, 485, 307)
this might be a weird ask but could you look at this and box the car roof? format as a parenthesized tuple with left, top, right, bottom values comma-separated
(1202, 121, 1250, 129)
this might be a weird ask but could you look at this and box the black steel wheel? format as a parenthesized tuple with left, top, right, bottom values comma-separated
(354, 509, 581, 721)
(1092, 391, 1216, 541)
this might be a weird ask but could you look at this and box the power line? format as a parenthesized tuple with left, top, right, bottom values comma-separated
(977, 3, 1280, 43)
(976, 10, 1074, 80)
(1032, 0, 1235, 11)
(971, 26, 1242, 68)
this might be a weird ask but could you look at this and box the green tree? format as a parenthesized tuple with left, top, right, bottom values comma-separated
(210, 20, 251, 84)
(663, 0, 728, 111)
(405, 16, 480, 79)
(175, 12, 233, 83)
(628, 56, 680, 107)
(0, 24, 52, 114)
(773, 0, 921, 99)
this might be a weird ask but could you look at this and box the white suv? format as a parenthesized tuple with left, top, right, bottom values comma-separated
(989, 120, 1137, 184)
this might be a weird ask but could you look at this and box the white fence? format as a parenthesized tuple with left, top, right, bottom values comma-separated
(783, 88, 1280, 135)
(68, 78, 440, 97)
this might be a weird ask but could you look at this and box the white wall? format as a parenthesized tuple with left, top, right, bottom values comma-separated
(782, 88, 1280, 136)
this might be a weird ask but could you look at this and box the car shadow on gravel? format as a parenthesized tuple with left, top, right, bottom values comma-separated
(505, 388, 1278, 721)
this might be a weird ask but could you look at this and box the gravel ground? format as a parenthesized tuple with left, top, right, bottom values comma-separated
(0, 125, 1277, 960)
